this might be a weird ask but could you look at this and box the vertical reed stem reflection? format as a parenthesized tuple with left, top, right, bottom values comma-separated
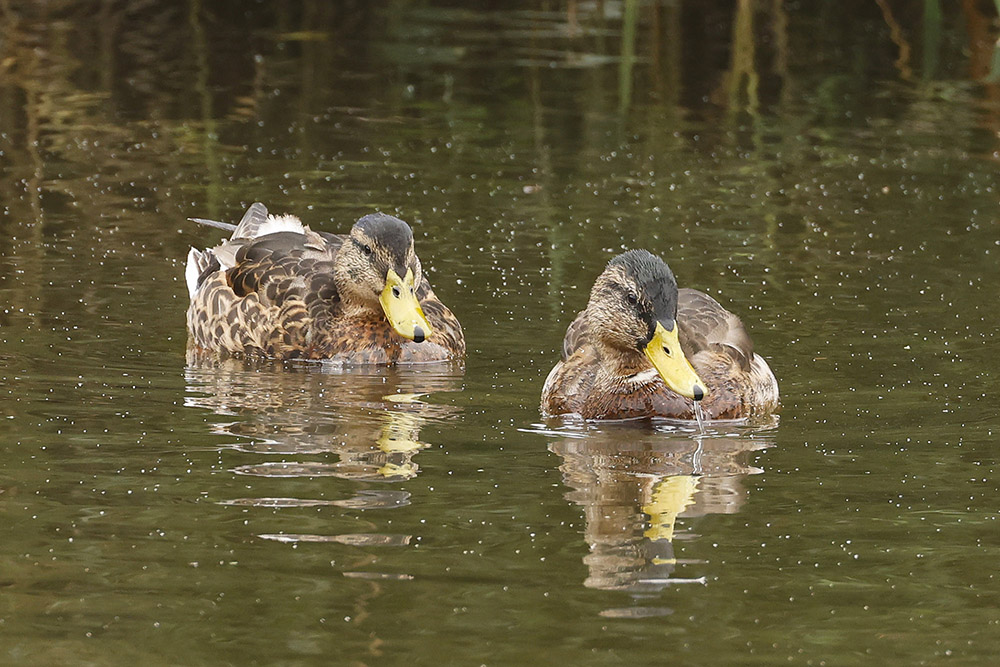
(618, 0, 638, 115)
(923, 0, 943, 80)
(727, 0, 760, 119)
(189, 0, 220, 218)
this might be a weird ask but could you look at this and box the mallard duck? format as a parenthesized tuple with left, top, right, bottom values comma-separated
(185, 202, 464, 363)
(540, 249, 778, 420)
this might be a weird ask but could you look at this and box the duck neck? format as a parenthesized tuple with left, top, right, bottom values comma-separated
(596, 343, 655, 386)
(339, 299, 369, 319)
(333, 263, 380, 320)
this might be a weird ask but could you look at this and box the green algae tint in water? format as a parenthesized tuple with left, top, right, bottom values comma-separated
(2, 2, 1000, 664)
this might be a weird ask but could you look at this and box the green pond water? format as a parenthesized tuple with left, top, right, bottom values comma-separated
(2, 2, 1000, 664)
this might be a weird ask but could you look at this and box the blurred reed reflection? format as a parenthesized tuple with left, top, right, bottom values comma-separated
(183, 355, 462, 543)
(550, 426, 771, 603)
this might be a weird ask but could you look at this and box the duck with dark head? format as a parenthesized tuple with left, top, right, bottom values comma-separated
(185, 202, 464, 364)
(541, 249, 778, 421)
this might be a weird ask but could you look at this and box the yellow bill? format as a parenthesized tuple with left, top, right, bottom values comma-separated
(380, 268, 432, 343)
(643, 321, 707, 401)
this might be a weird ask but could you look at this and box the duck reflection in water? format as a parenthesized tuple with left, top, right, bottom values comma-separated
(184, 354, 463, 487)
(550, 425, 771, 595)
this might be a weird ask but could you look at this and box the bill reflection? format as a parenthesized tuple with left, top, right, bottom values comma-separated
(550, 429, 771, 604)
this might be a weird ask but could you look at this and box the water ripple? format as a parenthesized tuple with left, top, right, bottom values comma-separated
(258, 533, 411, 546)
(220, 489, 411, 510)
(230, 460, 419, 481)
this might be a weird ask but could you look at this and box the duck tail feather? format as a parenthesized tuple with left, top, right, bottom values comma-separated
(189, 217, 237, 233)
(190, 203, 305, 241)
(186, 248, 207, 299)
(230, 202, 270, 239)
(185, 247, 220, 299)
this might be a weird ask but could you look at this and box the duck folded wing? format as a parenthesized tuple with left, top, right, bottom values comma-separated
(560, 310, 588, 361)
(677, 288, 754, 373)
(228, 231, 340, 302)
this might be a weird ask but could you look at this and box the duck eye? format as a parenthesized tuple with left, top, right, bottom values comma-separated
(626, 292, 638, 306)
(362, 244, 373, 256)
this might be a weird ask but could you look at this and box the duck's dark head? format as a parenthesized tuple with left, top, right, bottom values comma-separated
(336, 213, 431, 343)
(586, 249, 705, 401)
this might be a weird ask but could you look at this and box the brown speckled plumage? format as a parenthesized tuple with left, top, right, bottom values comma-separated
(185, 203, 464, 364)
(541, 251, 778, 421)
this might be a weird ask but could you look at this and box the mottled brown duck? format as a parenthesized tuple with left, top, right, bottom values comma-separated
(185, 202, 464, 364)
(540, 250, 778, 421)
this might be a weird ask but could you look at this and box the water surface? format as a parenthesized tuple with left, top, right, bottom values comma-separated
(2, 2, 1000, 664)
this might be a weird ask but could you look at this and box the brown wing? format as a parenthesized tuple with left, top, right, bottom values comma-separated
(677, 288, 754, 372)
(560, 309, 588, 361)
(415, 278, 466, 356)
(188, 229, 343, 359)
(229, 231, 340, 301)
